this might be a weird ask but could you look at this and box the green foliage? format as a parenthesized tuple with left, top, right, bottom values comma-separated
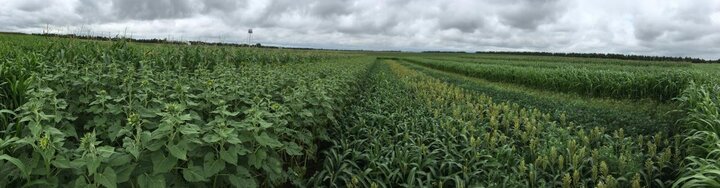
(311, 60, 682, 187)
(401, 61, 679, 135)
(0, 58, 34, 136)
(399, 57, 711, 101)
(674, 82, 720, 187)
(0, 34, 372, 187)
(2, 33, 718, 187)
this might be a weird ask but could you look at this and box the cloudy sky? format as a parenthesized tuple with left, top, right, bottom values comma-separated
(2, 0, 720, 59)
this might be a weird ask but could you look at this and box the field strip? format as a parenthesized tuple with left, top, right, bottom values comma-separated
(397, 60, 679, 135)
(396, 56, 703, 101)
(423, 57, 691, 72)
(423, 56, 692, 70)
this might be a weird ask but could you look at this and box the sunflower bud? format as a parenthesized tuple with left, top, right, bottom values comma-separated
(39, 132, 50, 150)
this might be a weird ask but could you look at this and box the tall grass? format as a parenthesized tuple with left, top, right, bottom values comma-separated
(0, 59, 34, 136)
(674, 82, 720, 187)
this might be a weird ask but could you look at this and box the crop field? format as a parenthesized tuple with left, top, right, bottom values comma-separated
(2, 33, 720, 187)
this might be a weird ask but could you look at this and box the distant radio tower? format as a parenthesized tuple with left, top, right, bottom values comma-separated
(248, 29, 253, 45)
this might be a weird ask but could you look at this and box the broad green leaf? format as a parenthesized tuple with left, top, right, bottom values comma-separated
(19, 115, 33, 123)
(51, 155, 73, 169)
(220, 148, 237, 165)
(46, 127, 66, 136)
(229, 166, 257, 188)
(151, 152, 177, 174)
(138, 107, 158, 118)
(122, 138, 140, 159)
(21, 179, 55, 187)
(115, 163, 136, 183)
(182, 165, 206, 182)
(234, 146, 250, 156)
(108, 154, 131, 167)
(95, 167, 117, 188)
(226, 136, 242, 144)
(300, 109, 313, 117)
(167, 144, 187, 161)
(97, 146, 116, 158)
(222, 110, 240, 117)
(203, 159, 226, 178)
(254, 132, 283, 148)
(228, 175, 257, 188)
(145, 139, 165, 151)
(178, 114, 193, 121)
(138, 174, 166, 188)
(151, 123, 174, 140)
(258, 120, 273, 129)
(86, 155, 101, 176)
(29, 122, 41, 137)
(178, 124, 201, 135)
(263, 156, 283, 174)
(106, 104, 122, 114)
(283, 142, 303, 156)
(202, 134, 221, 143)
(74, 176, 91, 188)
(248, 149, 266, 169)
(216, 127, 234, 138)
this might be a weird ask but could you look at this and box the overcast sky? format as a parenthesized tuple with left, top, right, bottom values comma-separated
(2, 0, 720, 59)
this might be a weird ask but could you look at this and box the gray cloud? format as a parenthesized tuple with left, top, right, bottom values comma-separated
(498, 0, 565, 30)
(2, 0, 720, 59)
(111, 0, 197, 20)
(16, 0, 47, 12)
(436, 2, 485, 32)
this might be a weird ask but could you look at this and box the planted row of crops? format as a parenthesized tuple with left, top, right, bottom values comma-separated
(426, 56, 692, 72)
(400, 61, 679, 135)
(673, 82, 720, 187)
(451, 54, 693, 68)
(400, 57, 708, 101)
(311, 60, 681, 187)
(0, 37, 374, 187)
(2, 34, 719, 187)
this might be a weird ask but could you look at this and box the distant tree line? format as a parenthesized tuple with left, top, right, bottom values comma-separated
(476, 51, 719, 63)
(422, 51, 469, 53)
(28, 33, 405, 52)
(33, 33, 270, 48)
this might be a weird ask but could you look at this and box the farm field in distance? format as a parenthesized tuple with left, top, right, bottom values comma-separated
(2, 33, 720, 187)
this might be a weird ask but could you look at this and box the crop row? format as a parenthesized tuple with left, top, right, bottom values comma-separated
(311, 60, 681, 187)
(455, 54, 693, 67)
(0, 39, 372, 187)
(401, 57, 706, 101)
(426, 56, 693, 73)
(674, 82, 720, 187)
(400, 61, 679, 135)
